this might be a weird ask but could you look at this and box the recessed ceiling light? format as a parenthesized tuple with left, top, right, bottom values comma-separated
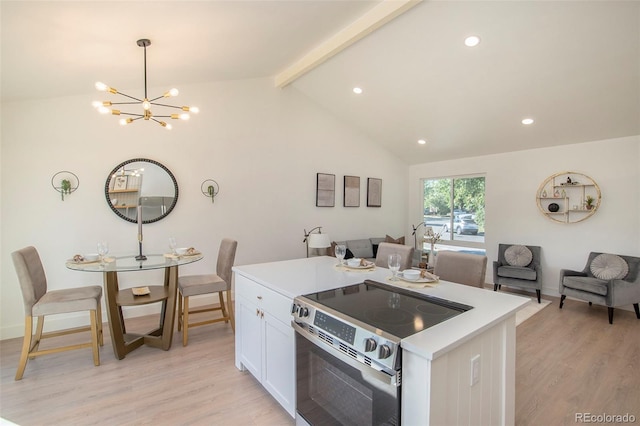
(418, 139, 427, 145)
(522, 118, 534, 125)
(464, 35, 481, 47)
(353, 87, 363, 94)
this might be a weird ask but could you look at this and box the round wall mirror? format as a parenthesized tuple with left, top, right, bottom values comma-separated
(105, 158, 179, 223)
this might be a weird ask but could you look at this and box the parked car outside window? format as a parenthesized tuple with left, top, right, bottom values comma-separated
(443, 215, 479, 235)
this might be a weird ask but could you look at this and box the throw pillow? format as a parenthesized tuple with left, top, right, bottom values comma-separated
(344, 248, 354, 260)
(385, 235, 405, 245)
(328, 242, 337, 258)
(590, 254, 629, 280)
(504, 245, 533, 267)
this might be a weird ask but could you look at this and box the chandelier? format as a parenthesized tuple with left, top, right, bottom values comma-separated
(92, 39, 198, 130)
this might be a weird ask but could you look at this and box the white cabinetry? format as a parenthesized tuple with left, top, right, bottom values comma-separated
(235, 274, 295, 418)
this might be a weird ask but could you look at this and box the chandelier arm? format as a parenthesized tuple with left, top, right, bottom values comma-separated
(148, 95, 168, 102)
(150, 102, 185, 109)
(109, 101, 145, 106)
(115, 92, 144, 102)
(118, 112, 145, 117)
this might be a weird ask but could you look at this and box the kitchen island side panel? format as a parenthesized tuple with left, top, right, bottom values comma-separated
(402, 316, 516, 426)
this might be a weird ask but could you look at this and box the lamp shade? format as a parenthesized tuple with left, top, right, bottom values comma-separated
(308, 233, 331, 249)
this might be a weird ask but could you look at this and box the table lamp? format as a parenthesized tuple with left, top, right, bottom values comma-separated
(303, 226, 331, 257)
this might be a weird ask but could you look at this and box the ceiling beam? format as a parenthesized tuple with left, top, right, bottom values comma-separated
(274, 0, 422, 88)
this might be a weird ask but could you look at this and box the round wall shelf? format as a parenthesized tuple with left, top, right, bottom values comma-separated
(536, 171, 600, 224)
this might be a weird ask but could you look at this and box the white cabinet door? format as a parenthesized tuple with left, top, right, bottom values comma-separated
(237, 295, 262, 379)
(263, 310, 296, 417)
(234, 273, 296, 419)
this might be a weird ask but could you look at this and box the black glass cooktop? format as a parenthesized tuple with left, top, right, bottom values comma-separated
(304, 280, 473, 339)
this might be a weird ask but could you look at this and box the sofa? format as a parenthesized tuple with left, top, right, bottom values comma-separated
(329, 236, 420, 267)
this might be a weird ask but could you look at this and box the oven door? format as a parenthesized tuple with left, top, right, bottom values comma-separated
(293, 322, 400, 426)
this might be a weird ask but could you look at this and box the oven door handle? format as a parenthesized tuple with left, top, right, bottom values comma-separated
(292, 321, 400, 387)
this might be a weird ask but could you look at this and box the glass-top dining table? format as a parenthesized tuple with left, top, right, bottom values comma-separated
(67, 253, 203, 359)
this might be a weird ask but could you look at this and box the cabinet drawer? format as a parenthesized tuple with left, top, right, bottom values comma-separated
(235, 274, 292, 324)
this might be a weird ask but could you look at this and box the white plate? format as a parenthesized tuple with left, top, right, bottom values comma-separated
(398, 274, 438, 283)
(344, 262, 375, 270)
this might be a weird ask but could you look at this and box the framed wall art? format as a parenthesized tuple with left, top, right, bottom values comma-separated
(343, 175, 360, 207)
(316, 173, 335, 207)
(113, 175, 128, 191)
(367, 177, 382, 207)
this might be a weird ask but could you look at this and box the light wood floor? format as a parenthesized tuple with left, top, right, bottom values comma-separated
(1, 295, 638, 425)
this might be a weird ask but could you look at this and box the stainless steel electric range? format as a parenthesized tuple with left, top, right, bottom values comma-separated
(291, 279, 473, 426)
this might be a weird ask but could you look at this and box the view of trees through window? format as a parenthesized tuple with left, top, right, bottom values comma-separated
(423, 175, 485, 246)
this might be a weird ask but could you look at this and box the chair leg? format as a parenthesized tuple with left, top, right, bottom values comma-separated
(218, 291, 229, 323)
(182, 296, 189, 346)
(536, 290, 541, 304)
(493, 284, 498, 292)
(15, 316, 34, 380)
(97, 302, 104, 346)
(226, 289, 235, 333)
(90, 309, 100, 366)
(177, 293, 183, 332)
(634, 303, 640, 319)
(559, 295, 566, 309)
(30, 316, 45, 358)
(608, 307, 614, 324)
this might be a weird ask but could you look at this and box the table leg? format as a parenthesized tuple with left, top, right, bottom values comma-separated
(103, 271, 127, 360)
(160, 265, 178, 350)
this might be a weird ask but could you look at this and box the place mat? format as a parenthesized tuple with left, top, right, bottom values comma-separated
(67, 256, 115, 264)
(386, 276, 439, 288)
(164, 251, 202, 259)
(398, 271, 439, 283)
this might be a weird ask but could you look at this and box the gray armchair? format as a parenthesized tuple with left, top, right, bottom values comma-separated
(559, 252, 640, 324)
(493, 244, 542, 303)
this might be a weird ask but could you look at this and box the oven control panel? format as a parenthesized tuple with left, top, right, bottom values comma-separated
(291, 299, 400, 372)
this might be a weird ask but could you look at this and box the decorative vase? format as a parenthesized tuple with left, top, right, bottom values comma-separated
(541, 189, 547, 198)
(427, 243, 436, 268)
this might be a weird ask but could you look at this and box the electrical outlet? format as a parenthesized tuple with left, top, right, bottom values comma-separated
(470, 354, 480, 386)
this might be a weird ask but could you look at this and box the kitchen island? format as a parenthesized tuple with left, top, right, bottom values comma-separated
(233, 256, 529, 425)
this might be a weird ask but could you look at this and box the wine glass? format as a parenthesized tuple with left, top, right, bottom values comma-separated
(388, 253, 401, 281)
(335, 244, 347, 266)
(168, 237, 177, 255)
(97, 241, 109, 265)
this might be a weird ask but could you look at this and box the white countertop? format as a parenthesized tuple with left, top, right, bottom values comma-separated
(233, 256, 530, 360)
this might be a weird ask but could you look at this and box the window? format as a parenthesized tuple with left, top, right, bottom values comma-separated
(423, 175, 485, 250)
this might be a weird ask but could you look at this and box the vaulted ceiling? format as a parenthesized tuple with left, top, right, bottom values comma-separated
(2, 1, 638, 164)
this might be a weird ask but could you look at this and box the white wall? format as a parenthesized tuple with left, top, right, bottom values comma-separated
(409, 136, 640, 298)
(3, 76, 638, 340)
(0, 78, 408, 339)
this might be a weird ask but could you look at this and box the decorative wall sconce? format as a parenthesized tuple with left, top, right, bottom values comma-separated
(51, 171, 79, 201)
(303, 226, 331, 258)
(201, 179, 219, 203)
